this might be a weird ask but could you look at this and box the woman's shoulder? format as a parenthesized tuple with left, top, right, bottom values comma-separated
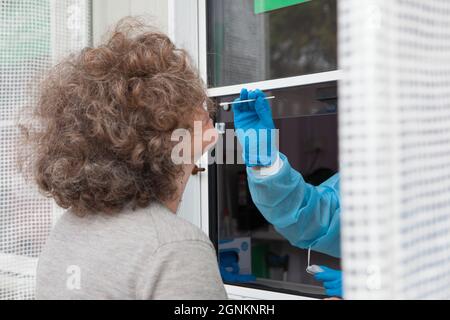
(143, 203, 213, 249)
(53, 203, 213, 254)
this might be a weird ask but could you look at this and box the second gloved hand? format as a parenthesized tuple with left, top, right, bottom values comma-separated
(232, 88, 277, 167)
(314, 266, 343, 298)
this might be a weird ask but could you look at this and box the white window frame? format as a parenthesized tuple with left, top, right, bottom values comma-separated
(195, 0, 341, 236)
(167, 0, 340, 300)
(207, 70, 342, 97)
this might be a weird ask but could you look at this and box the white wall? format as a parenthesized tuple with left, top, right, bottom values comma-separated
(92, 0, 168, 45)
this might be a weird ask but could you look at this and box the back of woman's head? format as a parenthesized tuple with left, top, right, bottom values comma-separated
(22, 17, 211, 215)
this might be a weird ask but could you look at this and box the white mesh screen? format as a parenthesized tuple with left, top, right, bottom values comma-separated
(339, 0, 450, 299)
(0, 0, 91, 300)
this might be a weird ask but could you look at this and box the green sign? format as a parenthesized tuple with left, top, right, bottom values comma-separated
(254, 0, 311, 14)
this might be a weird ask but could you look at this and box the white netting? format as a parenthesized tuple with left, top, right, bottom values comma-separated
(339, 0, 450, 299)
(0, 0, 91, 300)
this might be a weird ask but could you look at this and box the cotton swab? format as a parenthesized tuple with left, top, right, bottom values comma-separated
(219, 96, 275, 107)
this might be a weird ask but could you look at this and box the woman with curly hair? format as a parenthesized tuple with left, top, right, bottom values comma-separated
(23, 19, 226, 299)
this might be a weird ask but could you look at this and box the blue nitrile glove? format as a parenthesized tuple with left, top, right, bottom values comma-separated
(232, 88, 277, 167)
(219, 251, 256, 283)
(314, 266, 343, 298)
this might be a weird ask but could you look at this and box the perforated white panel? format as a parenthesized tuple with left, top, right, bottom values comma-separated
(0, 0, 91, 300)
(339, 0, 450, 299)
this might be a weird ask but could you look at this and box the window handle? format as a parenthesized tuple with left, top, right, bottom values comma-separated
(192, 165, 206, 175)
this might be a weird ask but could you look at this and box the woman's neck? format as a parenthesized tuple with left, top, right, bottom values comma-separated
(163, 164, 195, 214)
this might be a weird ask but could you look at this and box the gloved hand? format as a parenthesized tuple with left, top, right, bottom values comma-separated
(232, 88, 277, 167)
(314, 266, 343, 298)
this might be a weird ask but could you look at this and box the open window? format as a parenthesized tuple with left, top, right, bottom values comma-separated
(205, 0, 340, 298)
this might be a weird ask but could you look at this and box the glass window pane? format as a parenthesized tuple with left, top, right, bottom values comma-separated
(211, 83, 340, 296)
(207, 0, 337, 88)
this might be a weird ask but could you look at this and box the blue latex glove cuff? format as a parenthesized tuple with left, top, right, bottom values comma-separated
(235, 127, 278, 167)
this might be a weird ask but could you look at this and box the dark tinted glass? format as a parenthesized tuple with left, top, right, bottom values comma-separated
(207, 0, 337, 87)
(211, 83, 340, 295)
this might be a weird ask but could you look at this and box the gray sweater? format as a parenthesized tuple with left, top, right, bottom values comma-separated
(36, 202, 227, 300)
